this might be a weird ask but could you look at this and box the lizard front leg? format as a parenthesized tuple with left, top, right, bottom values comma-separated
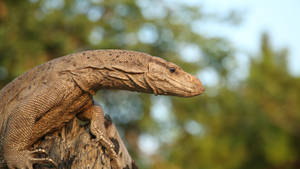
(3, 86, 63, 169)
(79, 104, 122, 169)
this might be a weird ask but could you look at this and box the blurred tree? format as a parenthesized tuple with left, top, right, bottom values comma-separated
(0, 0, 233, 86)
(160, 33, 300, 169)
(5, 1, 299, 169)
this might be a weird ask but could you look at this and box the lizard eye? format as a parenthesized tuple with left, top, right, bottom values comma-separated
(169, 67, 176, 73)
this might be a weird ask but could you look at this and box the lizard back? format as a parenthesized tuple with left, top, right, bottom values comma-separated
(0, 56, 71, 136)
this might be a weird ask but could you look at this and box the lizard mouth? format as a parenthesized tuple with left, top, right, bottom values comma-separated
(169, 78, 205, 97)
(152, 76, 204, 97)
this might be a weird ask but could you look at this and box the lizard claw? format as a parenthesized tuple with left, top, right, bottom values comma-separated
(31, 148, 48, 155)
(5, 149, 57, 169)
(29, 156, 58, 168)
(96, 134, 118, 158)
(94, 134, 121, 168)
(29, 149, 58, 168)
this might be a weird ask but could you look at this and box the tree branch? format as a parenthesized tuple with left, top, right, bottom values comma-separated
(1, 115, 138, 169)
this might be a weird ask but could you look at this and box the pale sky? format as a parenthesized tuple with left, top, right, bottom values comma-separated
(201, 0, 300, 77)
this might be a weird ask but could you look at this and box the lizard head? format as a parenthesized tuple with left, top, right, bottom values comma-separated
(146, 56, 205, 97)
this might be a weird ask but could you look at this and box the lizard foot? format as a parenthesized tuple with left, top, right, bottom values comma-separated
(94, 131, 121, 169)
(6, 149, 57, 169)
(96, 131, 118, 158)
(81, 105, 122, 168)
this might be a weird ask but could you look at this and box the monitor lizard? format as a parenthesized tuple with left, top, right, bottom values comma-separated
(0, 49, 205, 169)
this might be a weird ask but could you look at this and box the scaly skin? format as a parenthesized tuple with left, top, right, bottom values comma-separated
(0, 49, 205, 169)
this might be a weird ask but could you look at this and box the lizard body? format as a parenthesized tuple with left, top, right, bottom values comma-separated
(0, 49, 204, 169)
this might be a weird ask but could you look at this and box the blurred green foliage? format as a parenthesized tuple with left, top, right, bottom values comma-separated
(167, 33, 300, 169)
(0, 0, 299, 169)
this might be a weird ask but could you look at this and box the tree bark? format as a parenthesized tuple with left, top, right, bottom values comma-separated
(1, 115, 138, 169)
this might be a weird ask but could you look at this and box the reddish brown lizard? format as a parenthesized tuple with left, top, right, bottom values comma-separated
(0, 49, 205, 169)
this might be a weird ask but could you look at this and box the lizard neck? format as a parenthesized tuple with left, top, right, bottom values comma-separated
(64, 50, 156, 95)
(69, 65, 156, 95)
